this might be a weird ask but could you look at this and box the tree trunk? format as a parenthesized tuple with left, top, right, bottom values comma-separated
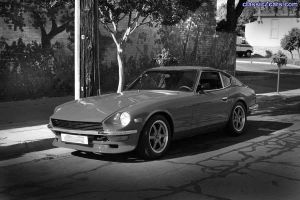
(277, 65, 281, 93)
(116, 45, 124, 93)
(40, 29, 52, 49)
(297, 49, 300, 59)
(191, 28, 200, 64)
(182, 20, 192, 61)
(289, 51, 293, 60)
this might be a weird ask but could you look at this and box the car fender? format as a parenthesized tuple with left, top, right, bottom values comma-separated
(140, 109, 174, 136)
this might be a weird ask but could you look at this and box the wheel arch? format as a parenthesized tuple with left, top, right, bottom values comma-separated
(141, 110, 174, 137)
(235, 99, 248, 113)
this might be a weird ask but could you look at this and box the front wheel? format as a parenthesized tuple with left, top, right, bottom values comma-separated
(137, 115, 171, 159)
(227, 102, 247, 136)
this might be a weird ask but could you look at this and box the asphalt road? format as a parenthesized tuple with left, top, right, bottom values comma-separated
(0, 100, 300, 200)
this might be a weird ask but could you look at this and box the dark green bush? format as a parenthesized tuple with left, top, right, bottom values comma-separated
(0, 38, 74, 101)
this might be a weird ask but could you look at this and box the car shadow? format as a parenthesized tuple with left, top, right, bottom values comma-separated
(71, 120, 293, 163)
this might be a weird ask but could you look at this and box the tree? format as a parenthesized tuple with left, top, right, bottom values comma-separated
(281, 34, 295, 59)
(156, 1, 214, 65)
(0, 0, 74, 49)
(98, 0, 203, 93)
(289, 28, 300, 58)
(216, 0, 248, 33)
(271, 51, 287, 93)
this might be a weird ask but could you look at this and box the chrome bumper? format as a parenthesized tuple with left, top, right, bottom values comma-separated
(48, 125, 139, 154)
(47, 124, 137, 136)
(249, 104, 258, 113)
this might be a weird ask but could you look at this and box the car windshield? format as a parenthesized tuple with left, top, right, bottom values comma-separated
(126, 70, 198, 92)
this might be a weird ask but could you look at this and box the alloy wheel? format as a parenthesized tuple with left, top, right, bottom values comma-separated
(148, 120, 169, 154)
(232, 105, 246, 132)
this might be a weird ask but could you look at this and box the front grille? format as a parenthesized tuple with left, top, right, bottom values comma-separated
(51, 118, 103, 131)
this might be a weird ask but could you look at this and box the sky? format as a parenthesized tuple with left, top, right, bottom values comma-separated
(217, 0, 227, 8)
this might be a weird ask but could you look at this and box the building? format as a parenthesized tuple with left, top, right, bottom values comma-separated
(245, 7, 300, 57)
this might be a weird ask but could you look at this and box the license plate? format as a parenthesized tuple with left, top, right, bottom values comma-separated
(61, 133, 88, 145)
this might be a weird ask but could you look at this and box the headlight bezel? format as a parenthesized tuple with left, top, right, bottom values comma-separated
(107, 111, 131, 128)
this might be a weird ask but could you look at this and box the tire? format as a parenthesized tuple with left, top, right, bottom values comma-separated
(227, 102, 247, 136)
(137, 115, 171, 160)
(245, 51, 252, 57)
(237, 52, 243, 57)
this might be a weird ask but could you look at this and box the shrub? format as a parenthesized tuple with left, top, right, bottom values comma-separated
(154, 48, 179, 67)
(0, 38, 74, 101)
(265, 50, 273, 58)
(271, 50, 287, 66)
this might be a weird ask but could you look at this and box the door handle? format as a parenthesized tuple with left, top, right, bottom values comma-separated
(221, 97, 228, 102)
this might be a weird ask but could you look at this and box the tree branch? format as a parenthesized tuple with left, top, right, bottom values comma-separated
(109, 9, 118, 32)
(235, 0, 247, 21)
(127, 11, 132, 27)
(130, 15, 150, 34)
(100, 20, 114, 34)
(48, 20, 70, 39)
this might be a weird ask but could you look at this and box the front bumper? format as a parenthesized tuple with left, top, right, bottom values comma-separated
(248, 103, 258, 114)
(48, 126, 139, 154)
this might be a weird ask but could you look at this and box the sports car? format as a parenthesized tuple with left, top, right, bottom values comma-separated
(48, 66, 258, 159)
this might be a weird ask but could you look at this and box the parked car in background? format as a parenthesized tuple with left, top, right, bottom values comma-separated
(236, 36, 254, 57)
(48, 66, 258, 159)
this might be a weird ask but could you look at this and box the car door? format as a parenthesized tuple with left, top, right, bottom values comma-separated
(193, 71, 230, 128)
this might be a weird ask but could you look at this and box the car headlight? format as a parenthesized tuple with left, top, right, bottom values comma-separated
(120, 112, 131, 127)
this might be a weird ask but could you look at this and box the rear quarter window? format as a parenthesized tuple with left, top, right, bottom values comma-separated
(231, 77, 244, 87)
(220, 73, 231, 87)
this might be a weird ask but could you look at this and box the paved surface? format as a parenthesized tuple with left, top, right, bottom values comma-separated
(0, 96, 72, 129)
(0, 94, 300, 200)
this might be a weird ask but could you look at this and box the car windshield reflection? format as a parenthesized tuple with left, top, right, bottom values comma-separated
(126, 70, 197, 92)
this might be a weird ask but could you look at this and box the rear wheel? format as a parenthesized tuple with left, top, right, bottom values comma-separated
(137, 115, 171, 160)
(245, 50, 252, 57)
(227, 102, 247, 136)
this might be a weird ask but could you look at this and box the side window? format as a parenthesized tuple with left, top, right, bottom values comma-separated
(220, 73, 231, 88)
(199, 72, 222, 90)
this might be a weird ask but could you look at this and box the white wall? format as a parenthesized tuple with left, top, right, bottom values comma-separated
(245, 17, 300, 47)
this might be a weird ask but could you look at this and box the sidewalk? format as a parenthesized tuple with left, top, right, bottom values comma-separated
(237, 60, 300, 69)
(257, 88, 300, 102)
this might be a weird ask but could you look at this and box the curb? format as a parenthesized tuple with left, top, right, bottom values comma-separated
(0, 138, 55, 161)
(237, 60, 300, 68)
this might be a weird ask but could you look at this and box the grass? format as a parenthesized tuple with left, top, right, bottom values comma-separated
(237, 71, 300, 94)
(237, 56, 300, 66)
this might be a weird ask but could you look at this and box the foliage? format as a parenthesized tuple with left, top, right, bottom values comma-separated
(0, 0, 74, 48)
(98, 0, 203, 93)
(156, 2, 215, 65)
(99, 55, 155, 93)
(289, 28, 300, 58)
(281, 28, 300, 59)
(0, 38, 73, 101)
(281, 34, 295, 59)
(271, 50, 288, 66)
(154, 48, 179, 66)
(265, 50, 273, 58)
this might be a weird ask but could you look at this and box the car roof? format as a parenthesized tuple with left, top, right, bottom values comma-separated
(148, 66, 220, 72)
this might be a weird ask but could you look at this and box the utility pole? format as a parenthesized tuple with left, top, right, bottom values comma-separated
(80, 0, 101, 98)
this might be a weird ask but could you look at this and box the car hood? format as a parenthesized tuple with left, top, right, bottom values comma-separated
(51, 90, 185, 122)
